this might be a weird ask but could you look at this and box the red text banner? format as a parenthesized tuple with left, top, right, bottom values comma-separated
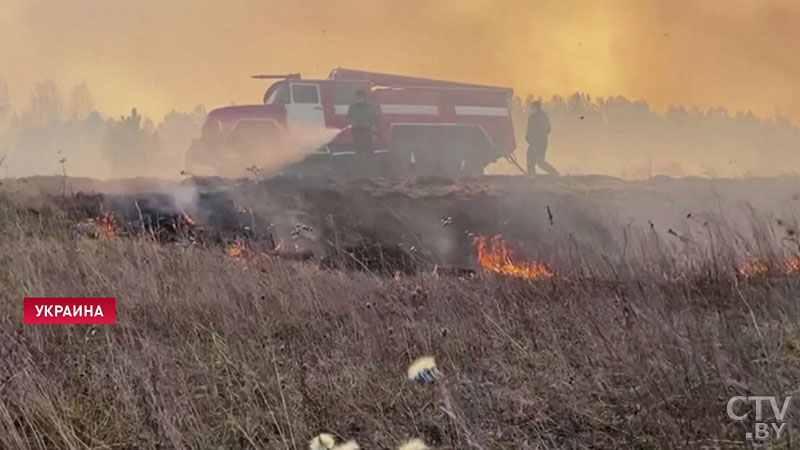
(23, 298, 116, 324)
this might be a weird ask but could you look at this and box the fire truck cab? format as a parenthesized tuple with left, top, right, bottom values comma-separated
(186, 68, 517, 177)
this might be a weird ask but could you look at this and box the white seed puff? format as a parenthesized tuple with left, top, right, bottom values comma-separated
(309, 433, 336, 450)
(407, 356, 438, 384)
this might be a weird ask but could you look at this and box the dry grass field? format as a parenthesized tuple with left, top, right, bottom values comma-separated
(1, 175, 799, 449)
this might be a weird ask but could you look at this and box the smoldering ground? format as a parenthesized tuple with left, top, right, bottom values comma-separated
(4, 173, 799, 277)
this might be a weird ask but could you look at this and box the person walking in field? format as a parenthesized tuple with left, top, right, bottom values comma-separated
(526, 100, 559, 175)
(347, 89, 379, 157)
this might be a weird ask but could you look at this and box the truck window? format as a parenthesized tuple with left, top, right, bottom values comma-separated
(264, 83, 289, 104)
(291, 83, 320, 104)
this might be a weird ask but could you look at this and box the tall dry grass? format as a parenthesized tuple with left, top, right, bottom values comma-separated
(1, 198, 799, 449)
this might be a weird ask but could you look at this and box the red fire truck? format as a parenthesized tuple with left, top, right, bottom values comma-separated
(186, 68, 519, 177)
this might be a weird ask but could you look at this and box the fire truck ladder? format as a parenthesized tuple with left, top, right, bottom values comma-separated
(328, 68, 514, 94)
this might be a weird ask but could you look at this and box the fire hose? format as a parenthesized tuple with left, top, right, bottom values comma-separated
(504, 153, 527, 175)
(343, 124, 528, 175)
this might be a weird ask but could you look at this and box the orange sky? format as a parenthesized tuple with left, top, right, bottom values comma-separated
(1, 0, 798, 122)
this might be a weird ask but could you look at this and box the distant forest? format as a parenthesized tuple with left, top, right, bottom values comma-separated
(0, 80, 798, 178)
(504, 94, 800, 178)
(0, 80, 205, 178)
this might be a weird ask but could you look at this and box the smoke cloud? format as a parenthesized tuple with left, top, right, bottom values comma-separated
(0, 0, 798, 124)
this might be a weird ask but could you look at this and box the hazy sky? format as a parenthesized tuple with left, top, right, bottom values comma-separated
(1, 0, 798, 122)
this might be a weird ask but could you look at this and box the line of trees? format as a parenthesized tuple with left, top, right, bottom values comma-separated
(0, 80, 206, 178)
(506, 94, 800, 178)
(0, 79, 798, 178)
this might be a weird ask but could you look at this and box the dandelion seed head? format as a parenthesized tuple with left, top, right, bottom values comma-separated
(333, 440, 360, 450)
(407, 356, 438, 384)
(309, 433, 336, 450)
(399, 438, 430, 450)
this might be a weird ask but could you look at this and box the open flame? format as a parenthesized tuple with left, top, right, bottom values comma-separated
(98, 212, 119, 238)
(180, 212, 196, 226)
(737, 256, 800, 277)
(227, 240, 245, 260)
(473, 234, 553, 279)
(225, 238, 290, 261)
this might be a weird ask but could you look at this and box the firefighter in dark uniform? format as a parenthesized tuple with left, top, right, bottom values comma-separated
(347, 89, 379, 157)
(526, 100, 559, 175)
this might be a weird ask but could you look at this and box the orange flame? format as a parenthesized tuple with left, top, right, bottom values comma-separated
(227, 240, 245, 260)
(98, 212, 119, 237)
(737, 256, 800, 277)
(180, 212, 196, 226)
(473, 235, 553, 279)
